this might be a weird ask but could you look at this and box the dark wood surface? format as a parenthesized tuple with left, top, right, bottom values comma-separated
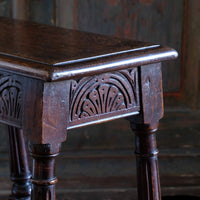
(2, 0, 199, 109)
(0, 17, 154, 65)
(0, 17, 177, 200)
(73, 0, 184, 93)
(0, 110, 199, 199)
(1, 0, 198, 104)
(29, 0, 54, 25)
(0, 111, 199, 199)
(0, 0, 12, 18)
(2, 0, 183, 92)
(0, 1, 199, 200)
(0, 17, 177, 81)
(7, 126, 31, 200)
(128, 63, 164, 200)
(183, 0, 200, 109)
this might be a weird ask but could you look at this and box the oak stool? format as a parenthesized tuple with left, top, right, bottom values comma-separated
(0, 17, 177, 200)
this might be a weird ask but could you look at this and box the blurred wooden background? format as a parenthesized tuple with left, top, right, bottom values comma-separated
(0, 0, 199, 199)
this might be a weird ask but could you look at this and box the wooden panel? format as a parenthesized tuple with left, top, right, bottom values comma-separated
(0, 72, 24, 128)
(28, 0, 55, 25)
(0, 0, 13, 156)
(56, 0, 74, 28)
(12, 0, 27, 20)
(183, 0, 200, 109)
(74, 0, 184, 93)
(0, 1, 198, 198)
(68, 69, 140, 129)
(0, 0, 12, 17)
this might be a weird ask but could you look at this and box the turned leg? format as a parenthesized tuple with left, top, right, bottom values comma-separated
(7, 126, 31, 200)
(30, 144, 60, 200)
(127, 63, 163, 200)
(132, 124, 161, 200)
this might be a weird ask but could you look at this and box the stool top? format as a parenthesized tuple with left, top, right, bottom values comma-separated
(0, 17, 177, 82)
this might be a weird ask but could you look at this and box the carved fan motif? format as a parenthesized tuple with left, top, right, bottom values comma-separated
(0, 75, 22, 121)
(69, 69, 139, 122)
(80, 84, 126, 118)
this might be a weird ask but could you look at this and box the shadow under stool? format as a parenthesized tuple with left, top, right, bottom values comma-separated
(0, 17, 177, 200)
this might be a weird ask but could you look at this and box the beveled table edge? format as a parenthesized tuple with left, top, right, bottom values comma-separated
(51, 46, 178, 81)
(0, 45, 178, 82)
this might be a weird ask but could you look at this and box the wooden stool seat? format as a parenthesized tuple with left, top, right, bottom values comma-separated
(0, 17, 177, 200)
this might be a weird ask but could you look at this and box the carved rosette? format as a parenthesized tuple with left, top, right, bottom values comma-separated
(0, 74, 22, 125)
(69, 69, 139, 127)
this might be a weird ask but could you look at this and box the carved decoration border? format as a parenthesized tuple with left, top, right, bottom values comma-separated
(68, 68, 140, 128)
(0, 73, 23, 126)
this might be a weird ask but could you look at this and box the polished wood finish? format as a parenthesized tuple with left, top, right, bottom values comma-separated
(7, 126, 31, 200)
(30, 144, 61, 200)
(68, 68, 140, 129)
(133, 125, 161, 200)
(128, 63, 164, 200)
(0, 17, 177, 81)
(0, 17, 177, 200)
(72, 0, 184, 93)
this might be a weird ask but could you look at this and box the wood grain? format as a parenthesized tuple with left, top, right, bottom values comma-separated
(55, 0, 74, 28)
(0, 17, 156, 65)
(28, 0, 55, 25)
(0, 17, 177, 81)
(74, 0, 184, 93)
(68, 68, 140, 129)
(0, 0, 12, 18)
(128, 63, 164, 200)
(7, 126, 31, 200)
(183, 0, 200, 109)
(30, 144, 61, 200)
(12, 0, 27, 20)
(0, 4, 195, 200)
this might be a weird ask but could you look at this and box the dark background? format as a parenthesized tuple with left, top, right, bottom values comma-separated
(0, 0, 199, 199)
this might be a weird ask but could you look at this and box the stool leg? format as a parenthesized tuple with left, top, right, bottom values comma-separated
(7, 126, 31, 200)
(133, 124, 161, 200)
(30, 144, 60, 200)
